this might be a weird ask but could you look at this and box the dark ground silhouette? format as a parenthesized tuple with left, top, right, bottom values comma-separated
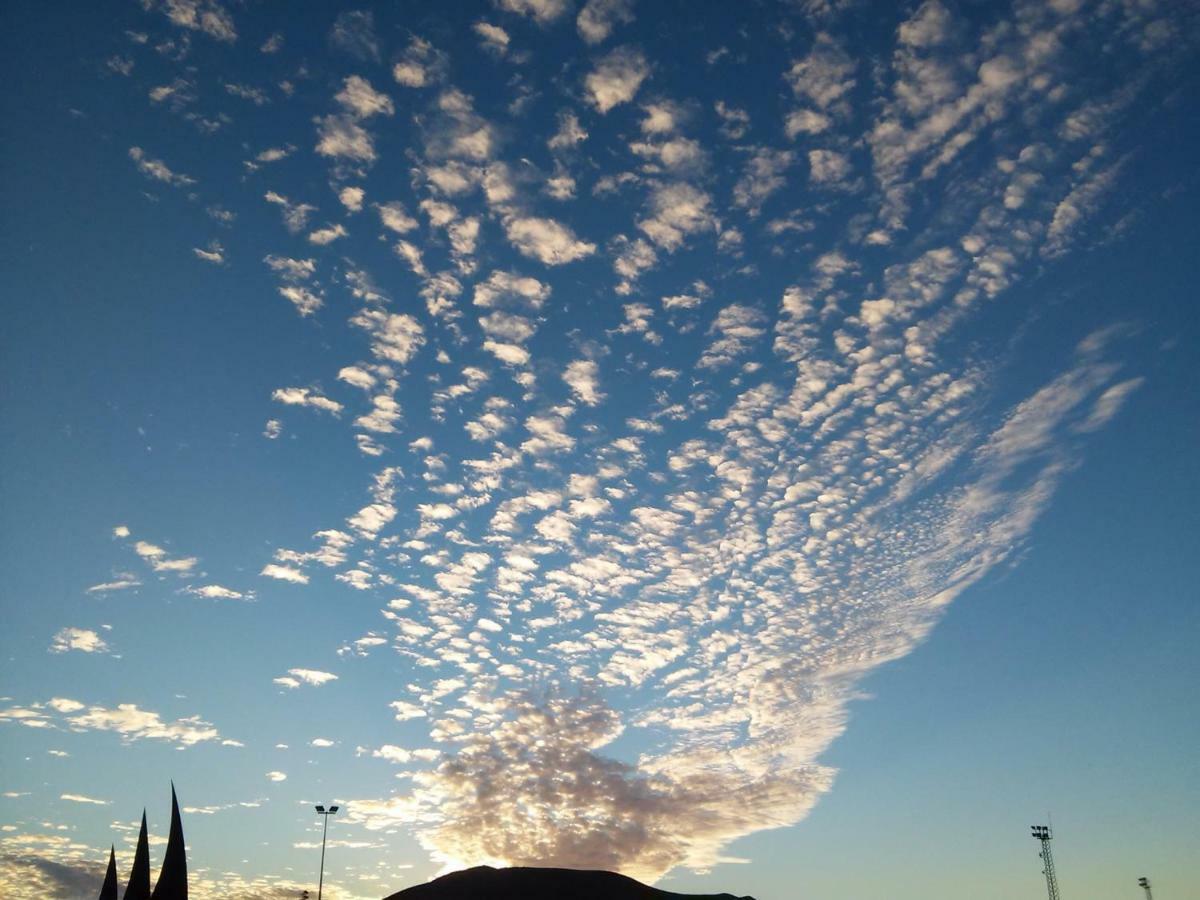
(382, 865, 756, 900)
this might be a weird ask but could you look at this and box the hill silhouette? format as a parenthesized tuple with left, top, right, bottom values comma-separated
(382, 865, 756, 900)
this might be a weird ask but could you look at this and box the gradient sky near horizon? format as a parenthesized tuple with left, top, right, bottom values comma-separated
(2, 1, 1199, 898)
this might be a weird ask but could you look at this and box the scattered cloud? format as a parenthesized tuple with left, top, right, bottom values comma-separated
(49, 628, 109, 655)
(329, 9, 380, 61)
(146, 0, 236, 43)
(60, 794, 109, 805)
(128, 147, 194, 187)
(274, 668, 338, 689)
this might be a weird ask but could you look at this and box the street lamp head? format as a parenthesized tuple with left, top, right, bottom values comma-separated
(315, 805, 325, 813)
(328, 805, 339, 814)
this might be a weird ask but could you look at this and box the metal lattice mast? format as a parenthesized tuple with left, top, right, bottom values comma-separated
(1030, 825, 1061, 900)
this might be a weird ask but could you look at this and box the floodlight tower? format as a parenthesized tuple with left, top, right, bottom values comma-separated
(1030, 825, 1061, 900)
(1137, 876, 1153, 900)
(314, 804, 339, 900)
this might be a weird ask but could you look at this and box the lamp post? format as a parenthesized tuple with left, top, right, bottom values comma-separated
(314, 804, 339, 900)
(1138, 876, 1153, 900)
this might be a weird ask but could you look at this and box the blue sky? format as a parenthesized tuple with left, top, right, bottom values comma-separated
(2, 1, 1198, 898)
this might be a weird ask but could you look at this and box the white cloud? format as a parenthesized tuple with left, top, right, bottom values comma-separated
(260, 564, 309, 584)
(355, 394, 403, 434)
(483, 341, 532, 367)
(548, 111, 588, 150)
(278, 286, 323, 317)
(271, 387, 343, 415)
(808, 148, 851, 184)
(330, 9, 379, 61)
(49, 628, 109, 654)
(186, 584, 247, 601)
(275, 668, 337, 688)
(54, 700, 221, 745)
(347, 501, 397, 540)
(148, 0, 236, 42)
(785, 32, 856, 109)
(335, 75, 394, 118)
(504, 216, 596, 265)
(1076, 377, 1144, 432)
(315, 116, 377, 162)
(339, 186, 365, 212)
(637, 183, 714, 251)
(132, 540, 197, 575)
(225, 82, 269, 105)
(128, 147, 194, 187)
(350, 310, 425, 365)
(254, 146, 293, 164)
(368, 744, 412, 763)
(495, 0, 570, 24)
(785, 108, 832, 138)
(577, 0, 635, 44)
(308, 223, 348, 245)
(585, 46, 649, 113)
(474, 270, 552, 309)
(697, 304, 767, 368)
(611, 235, 658, 294)
(473, 21, 510, 55)
(60, 793, 110, 805)
(266, 770, 288, 782)
(337, 366, 377, 390)
(265, 192, 316, 233)
(563, 359, 604, 405)
(86, 577, 140, 594)
(192, 240, 225, 264)
(479, 311, 536, 344)
(377, 201, 419, 234)
(732, 149, 794, 215)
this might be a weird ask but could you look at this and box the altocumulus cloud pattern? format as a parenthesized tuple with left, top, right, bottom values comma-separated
(2, 0, 1194, 893)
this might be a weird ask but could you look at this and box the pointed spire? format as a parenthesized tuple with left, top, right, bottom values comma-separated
(98, 845, 118, 900)
(123, 812, 150, 900)
(150, 783, 187, 900)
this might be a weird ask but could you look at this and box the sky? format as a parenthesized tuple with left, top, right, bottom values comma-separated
(1, 1, 1199, 898)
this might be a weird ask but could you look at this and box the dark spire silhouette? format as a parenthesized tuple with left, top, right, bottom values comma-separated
(123, 812, 151, 900)
(98, 845, 118, 900)
(149, 782, 187, 900)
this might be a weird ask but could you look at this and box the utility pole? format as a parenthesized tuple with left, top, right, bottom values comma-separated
(1030, 825, 1061, 900)
(1138, 876, 1153, 900)
(314, 805, 339, 900)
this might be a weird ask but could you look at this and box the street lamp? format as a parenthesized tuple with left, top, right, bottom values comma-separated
(1138, 876, 1153, 900)
(314, 805, 339, 900)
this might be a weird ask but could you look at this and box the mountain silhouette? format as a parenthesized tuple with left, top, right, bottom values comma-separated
(382, 866, 756, 900)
